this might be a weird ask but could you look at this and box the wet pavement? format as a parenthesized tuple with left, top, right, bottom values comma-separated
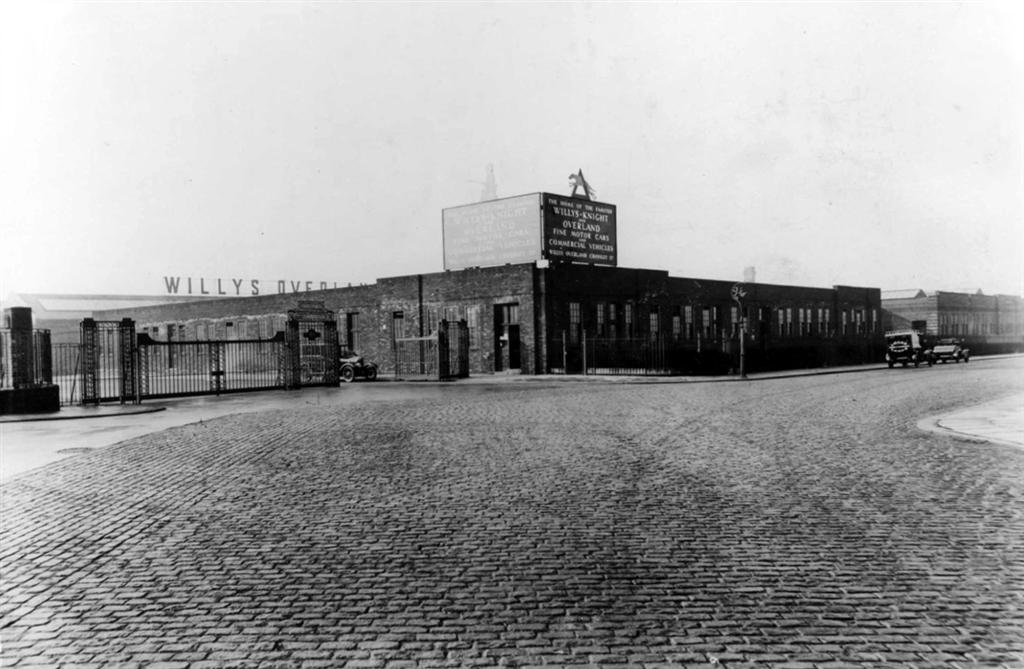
(1, 358, 1023, 668)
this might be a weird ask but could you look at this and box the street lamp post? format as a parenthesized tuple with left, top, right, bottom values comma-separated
(731, 283, 748, 379)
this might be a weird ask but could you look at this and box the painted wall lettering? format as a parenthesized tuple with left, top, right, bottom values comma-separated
(162, 277, 340, 296)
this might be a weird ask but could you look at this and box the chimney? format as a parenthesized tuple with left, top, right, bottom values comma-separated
(743, 266, 756, 283)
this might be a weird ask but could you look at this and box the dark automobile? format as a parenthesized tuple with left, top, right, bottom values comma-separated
(339, 350, 379, 382)
(884, 330, 933, 368)
(931, 338, 970, 363)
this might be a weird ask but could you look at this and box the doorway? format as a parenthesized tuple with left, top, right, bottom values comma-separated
(494, 303, 521, 372)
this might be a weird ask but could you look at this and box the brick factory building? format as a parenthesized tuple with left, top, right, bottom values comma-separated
(10, 191, 901, 377)
(81, 262, 885, 376)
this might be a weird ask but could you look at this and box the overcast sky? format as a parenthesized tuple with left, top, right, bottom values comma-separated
(2, 1, 1022, 300)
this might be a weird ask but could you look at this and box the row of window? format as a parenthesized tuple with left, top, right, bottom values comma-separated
(143, 316, 288, 342)
(938, 312, 1024, 337)
(570, 302, 880, 343)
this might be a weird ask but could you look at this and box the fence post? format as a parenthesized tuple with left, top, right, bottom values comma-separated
(209, 341, 224, 395)
(582, 329, 588, 376)
(561, 330, 567, 375)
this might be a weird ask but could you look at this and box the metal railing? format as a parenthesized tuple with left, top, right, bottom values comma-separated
(52, 343, 83, 405)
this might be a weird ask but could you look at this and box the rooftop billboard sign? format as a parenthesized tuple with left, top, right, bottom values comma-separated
(442, 193, 617, 270)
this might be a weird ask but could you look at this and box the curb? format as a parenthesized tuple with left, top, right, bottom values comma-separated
(0, 406, 166, 424)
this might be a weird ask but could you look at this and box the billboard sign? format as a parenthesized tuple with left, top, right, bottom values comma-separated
(441, 192, 617, 270)
(442, 194, 542, 270)
(541, 194, 617, 266)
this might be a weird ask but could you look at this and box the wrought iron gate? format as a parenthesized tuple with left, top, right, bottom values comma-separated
(135, 334, 286, 399)
(283, 302, 340, 388)
(80, 318, 137, 404)
(394, 319, 469, 380)
(71, 302, 342, 406)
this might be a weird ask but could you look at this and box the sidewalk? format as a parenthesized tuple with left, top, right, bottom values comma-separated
(919, 393, 1024, 449)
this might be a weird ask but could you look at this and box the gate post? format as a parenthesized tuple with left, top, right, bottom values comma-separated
(283, 318, 301, 389)
(209, 341, 224, 395)
(323, 318, 340, 386)
(81, 318, 99, 405)
(438, 320, 450, 380)
(118, 318, 138, 404)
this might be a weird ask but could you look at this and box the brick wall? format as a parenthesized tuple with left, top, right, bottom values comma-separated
(92, 263, 888, 375)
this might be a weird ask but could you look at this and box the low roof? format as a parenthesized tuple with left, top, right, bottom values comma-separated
(2, 293, 217, 319)
(881, 289, 926, 300)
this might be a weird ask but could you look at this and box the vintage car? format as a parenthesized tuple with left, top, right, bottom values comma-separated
(931, 338, 970, 364)
(884, 330, 933, 368)
(339, 350, 379, 382)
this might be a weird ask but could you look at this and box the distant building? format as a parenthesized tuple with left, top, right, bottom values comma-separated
(1, 293, 220, 343)
(882, 289, 1024, 354)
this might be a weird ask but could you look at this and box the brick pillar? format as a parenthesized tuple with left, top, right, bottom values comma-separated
(5, 307, 33, 389)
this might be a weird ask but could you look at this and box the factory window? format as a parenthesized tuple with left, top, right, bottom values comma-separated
(569, 302, 581, 344)
(596, 303, 606, 337)
(390, 311, 402, 341)
(425, 307, 439, 335)
(466, 305, 480, 348)
(684, 305, 694, 340)
(624, 303, 634, 337)
(648, 307, 660, 339)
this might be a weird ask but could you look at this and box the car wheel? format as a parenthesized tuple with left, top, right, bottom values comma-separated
(364, 364, 378, 381)
(340, 364, 356, 383)
(888, 361, 894, 369)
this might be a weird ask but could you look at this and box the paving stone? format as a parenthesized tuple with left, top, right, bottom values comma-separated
(2, 367, 1023, 667)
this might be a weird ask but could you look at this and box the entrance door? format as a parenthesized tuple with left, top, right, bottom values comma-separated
(494, 303, 521, 372)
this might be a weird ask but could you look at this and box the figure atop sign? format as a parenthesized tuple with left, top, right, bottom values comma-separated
(568, 169, 595, 200)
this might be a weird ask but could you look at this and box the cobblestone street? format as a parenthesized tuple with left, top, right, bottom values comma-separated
(2, 360, 1023, 668)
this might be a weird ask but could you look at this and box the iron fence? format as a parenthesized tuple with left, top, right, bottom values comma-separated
(548, 331, 727, 376)
(585, 335, 674, 375)
(52, 343, 83, 405)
